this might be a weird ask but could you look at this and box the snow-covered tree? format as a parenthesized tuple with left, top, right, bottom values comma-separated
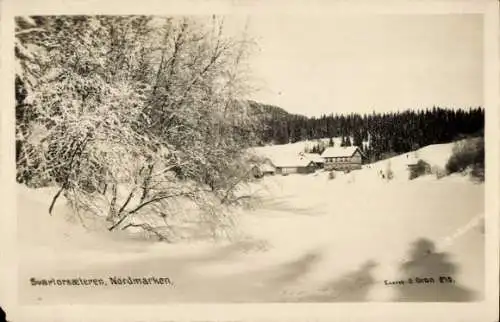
(16, 15, 259, 240)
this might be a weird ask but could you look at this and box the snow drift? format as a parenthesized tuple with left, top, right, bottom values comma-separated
(17, 140, 485, 303)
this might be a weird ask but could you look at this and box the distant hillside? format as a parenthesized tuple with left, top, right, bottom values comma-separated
(248, 100, 292, 119)
(247, 100, 484, 164)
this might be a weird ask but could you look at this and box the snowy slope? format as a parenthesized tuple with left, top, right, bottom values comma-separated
(18, 141, 484, 303)
(361, 142, 454, 180)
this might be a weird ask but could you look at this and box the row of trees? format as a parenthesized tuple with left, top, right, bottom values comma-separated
(250, 101, 484, 162)
(306, 136, 357, 155)
(15, 15, 261, 239)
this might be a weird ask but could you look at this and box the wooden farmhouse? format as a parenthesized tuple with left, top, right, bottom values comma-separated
(273, 155, 317, 175)
(321, 146, 365, 171)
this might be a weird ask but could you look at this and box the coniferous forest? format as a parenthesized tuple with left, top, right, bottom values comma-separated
(249, 101, 484, 162)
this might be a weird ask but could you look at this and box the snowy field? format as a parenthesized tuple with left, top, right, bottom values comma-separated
(17, 142, 484, 304)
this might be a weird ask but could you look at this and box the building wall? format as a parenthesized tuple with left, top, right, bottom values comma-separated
(277, 166, 316, 175)
(281, 167, 298, 174)
(297, 165, 316, 174)
(325, 163, 362, 171)
(351, 150, 362, 164)
(324, 151, 363, 171)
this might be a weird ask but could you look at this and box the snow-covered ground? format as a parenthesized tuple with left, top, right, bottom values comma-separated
(250, 137, 345, 162)
(18, 142, 484, 304)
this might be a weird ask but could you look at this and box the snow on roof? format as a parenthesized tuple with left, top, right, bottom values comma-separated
(301, 153, 325, 163)
(272, 154, 316, 168)
(321, 146, 362, 158)
(259, 163, 276, 172)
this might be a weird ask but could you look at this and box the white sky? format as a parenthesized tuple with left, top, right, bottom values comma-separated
(237, 14, 483, 117)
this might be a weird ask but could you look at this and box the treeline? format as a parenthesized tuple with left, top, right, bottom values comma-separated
(249, 101, 484, 161)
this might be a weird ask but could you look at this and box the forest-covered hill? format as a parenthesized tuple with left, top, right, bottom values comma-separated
(248, 100, 484, 162)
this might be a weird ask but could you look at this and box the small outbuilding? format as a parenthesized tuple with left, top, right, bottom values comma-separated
(274, 156, 317, 175)
(251, 158, 276, 178)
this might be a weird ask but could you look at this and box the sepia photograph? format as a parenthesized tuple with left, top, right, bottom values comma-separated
(7, 1, 498, 320)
